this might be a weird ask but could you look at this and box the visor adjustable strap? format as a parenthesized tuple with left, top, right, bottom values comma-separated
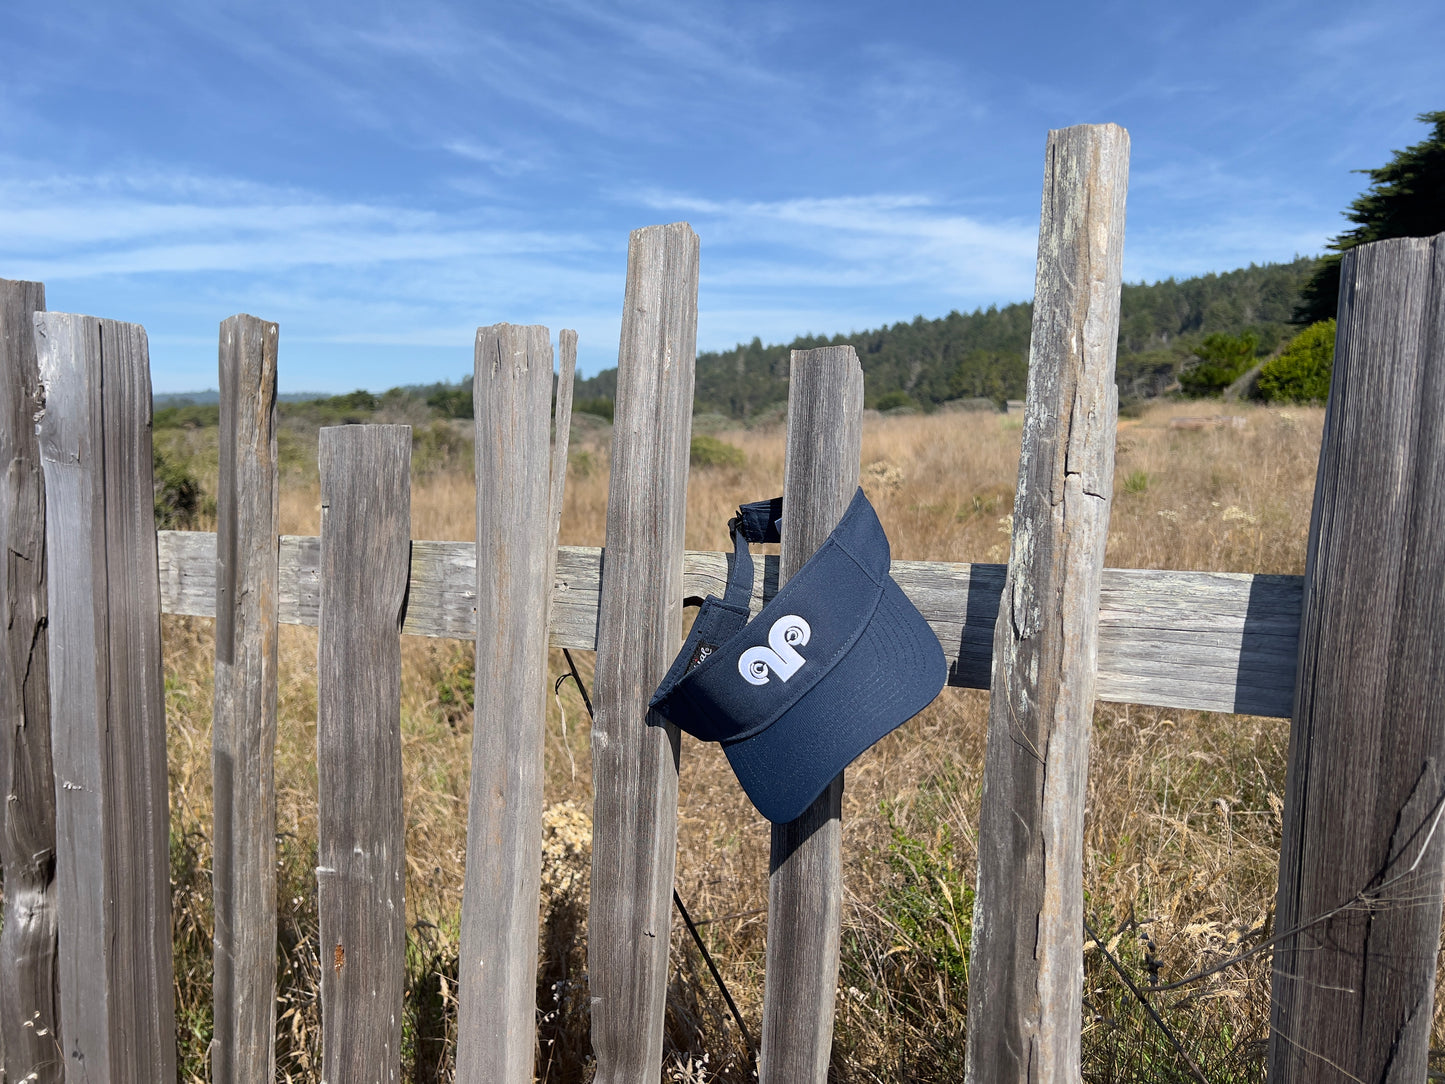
(721, 497, 782, 612)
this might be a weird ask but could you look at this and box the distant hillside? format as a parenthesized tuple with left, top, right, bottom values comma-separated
(154, 257, 1319, 426)
(573, 257, 1320, 418)
(153, 390, 329, 407)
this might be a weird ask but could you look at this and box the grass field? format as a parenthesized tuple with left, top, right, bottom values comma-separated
(154, 398, 1398, 1081)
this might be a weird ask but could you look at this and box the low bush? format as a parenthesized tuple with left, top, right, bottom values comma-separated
(573, 396, 614, 423)
(154, 446, 208, 528)
(690, 434, 746, 470)
(874, 390, 916, 412)
(1256, 319, 1335, 404)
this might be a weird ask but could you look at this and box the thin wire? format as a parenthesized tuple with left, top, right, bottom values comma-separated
(1083, 916, 1211, 1084)
(673, 888, 757, 1059)
(1146, 781, 1445, 994)
(560, 648, 594, 719)
(556, 646, 756, 1062)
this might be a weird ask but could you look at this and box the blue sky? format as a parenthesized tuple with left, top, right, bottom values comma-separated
(1, 1, 1440, 392)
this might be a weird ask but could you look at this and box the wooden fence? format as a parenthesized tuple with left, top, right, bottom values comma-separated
(1, 123, 1443, 1084)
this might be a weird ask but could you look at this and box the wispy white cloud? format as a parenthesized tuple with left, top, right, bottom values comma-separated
(442, 139, 544, 176)
(0, 166, 593, 277)
(637, 190, 1040, 299)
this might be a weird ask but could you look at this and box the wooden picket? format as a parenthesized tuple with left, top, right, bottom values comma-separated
(967, 121, 1130, 1084)
(759, 345, 864, 1081)
(316, 424, 412, 1082)
(212, 312, 281, 1084)
(35, 313, 177, 1082)
(589, 222, 699, 1082)
(455, 324, 559, 1083)
(1267, 234, 1445, 1082)
(0, 278, 59, 1084)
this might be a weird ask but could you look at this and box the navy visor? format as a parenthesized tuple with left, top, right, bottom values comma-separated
(650, 488, 946, 823)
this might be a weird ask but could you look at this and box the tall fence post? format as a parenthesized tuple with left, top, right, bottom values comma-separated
(316, 424, 411, 1084)
(34, 312, 178, 1081)
(1268, 233, 1445, 1082)
(212, 313, 281, 1084)
(965, 123, 1129, 1084)
(455, 324, 557, 1083)
(589, 222, 699, 1082)
(0, 279, 60, 1084)
(759, 346, 864, 1083)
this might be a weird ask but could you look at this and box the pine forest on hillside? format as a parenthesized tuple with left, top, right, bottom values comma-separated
(544, 257, 1317, 420)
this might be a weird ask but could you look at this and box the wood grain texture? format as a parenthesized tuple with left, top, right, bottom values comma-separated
(588, 223, 699, 1083)
(156, 534, 1303, 717)
(759, 346, 864, 1084)
(966, 123, 1129, 1084)
(212, 314, 281, 1084)
(1268, 234, 1445, 1083)
(316, 426, 410, 1084)
(454, 325, 556, 1083)
(35, 312, 177, 1083)
(0, 280, 60, 1084)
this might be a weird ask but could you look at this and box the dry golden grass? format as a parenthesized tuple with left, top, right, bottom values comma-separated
(160, 400, 1335, 1081)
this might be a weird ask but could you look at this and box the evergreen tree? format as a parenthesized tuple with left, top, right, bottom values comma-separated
(1298, 110, 1445, 324)
(1178, 332, 1259, 398)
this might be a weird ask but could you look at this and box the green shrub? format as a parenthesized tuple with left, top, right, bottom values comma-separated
(435, 645, 475, 729)
(426, 384, 473, 419)
(879, 812, 972, 990)
(153, 446, 206, 528)
(1178, 332, 1258, 398)
(689, 434, 746, 470)
(154, 402, 220, 429)
(1123, 469, 1149, 494)
(574, 396, 614, 423)
(568, 448, 596, 479)
(874, 390, 916, 412)
(412, 421, 471, 476)
(1257, 319, 1335, 404)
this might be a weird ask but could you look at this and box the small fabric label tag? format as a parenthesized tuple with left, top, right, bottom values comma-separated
(686, 640, 718, 674)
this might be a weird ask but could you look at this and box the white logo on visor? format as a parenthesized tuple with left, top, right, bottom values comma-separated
(738, 615, 811, 686)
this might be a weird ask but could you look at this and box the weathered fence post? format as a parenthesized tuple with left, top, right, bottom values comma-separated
(1268, 233, 1445, 1082)
(759, 346, 864, 1083)
(317, 424, 411, 1084)
(551, 328, 578, 549)
(212, 313, 281, 1084)
(455, 325, 558, 1083)
(589, 222, 699, 1081)
(0, 279, 60, 1084)
(35, 312, 178, 1081)
(965, 123, 1129, 1084)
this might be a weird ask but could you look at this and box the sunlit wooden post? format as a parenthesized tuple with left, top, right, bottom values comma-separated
(36, 312, 177, 1081)
(455, 324, 558, 1082)
(965, 123, 1129, 1084)
(316, 424, 411, 1084)
(1268, 232, 1445, 1083)
(212, 313, 281, 1084)
(758, 346, 863, 1083)
(589, 222, 699, 1082)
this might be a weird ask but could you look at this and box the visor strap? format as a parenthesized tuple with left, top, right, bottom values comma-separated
(721, 515, 756, 611)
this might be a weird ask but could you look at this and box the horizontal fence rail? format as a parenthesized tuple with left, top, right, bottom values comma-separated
(157, 531, 1302, 719)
